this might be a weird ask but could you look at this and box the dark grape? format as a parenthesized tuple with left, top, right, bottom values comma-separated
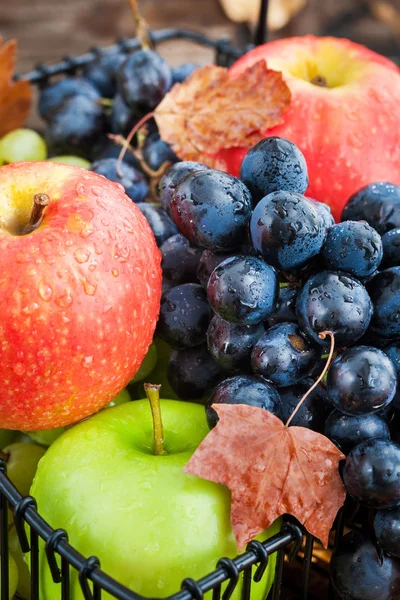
(326, 346, 396, 415)
(239, 137, 308, 202)
(38, 77, 100, 123)
(251, 322, 319, 387)
(381, 228, 400, 268)
(157, 283, 211, 349)
(266, 285, 298, 327)
(83, 50, 125, 97)
(142, 133, 178, 171)
(374, 506, 400, 558)
(91, 140, 142, 171)
(196, 250, 233, 288)
(310, 199, 335, 230)
(322, 221, 382, 279)
(207, 314, 264, 373)
(207, 255, 278, 325)
(90, 158, 148, 203)
(167, 344, 221, 400)
(325, 410, 390, 454)
(368, 267, 400, 337)
(136, 203, 178, 246)
(206, 374, 282, 428)
(250, 191, 325, 270)
(158, 161, 209, 216)
(342, 182, 400, 235)
(383, 342, 400, 409)
(45, 95, 108, 159)
(171, 63, 200, 84)
(110, 93, 137, 137)
(343, 439, 400, 508)
(160, 234, 203, 285)
(172, 170, 253, 250)
(278, 378, 331, 432)
(330, 531, 400, 600)
(117, 49, 172, 111)
(296, 271, 373, 346)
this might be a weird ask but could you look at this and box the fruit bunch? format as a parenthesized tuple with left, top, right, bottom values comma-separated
(36, 47, 200, 190)
(125, 136, 400, 600)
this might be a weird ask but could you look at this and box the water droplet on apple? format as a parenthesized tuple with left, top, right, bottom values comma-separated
(80, 278, 97, 296)
(74, 248, 90, 264)
(88, 264, 96, 272)
(22, 302, 40, 314)
(13, 362, 26, 376)
(94, 245, 103, 255)
(65, 239, 74, 247)
(104, 304, 113, 313)
(82, 356, 93, 368)
(38, 281, 53, 301)
(112, 269, 119, 277)
(55, 293, 73, 308)
(114, 244, 130, 263)
(91, 186, 103, 197)
(122, 219, 134, 234)
(101, 219, 110, 227)
(76, 183, 86, 195)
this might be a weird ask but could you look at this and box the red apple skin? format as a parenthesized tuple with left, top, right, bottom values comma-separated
(217, 36, 400, 221)
(0, 162, 162, 430)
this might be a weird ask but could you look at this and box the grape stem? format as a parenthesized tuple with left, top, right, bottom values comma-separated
(116, 112, 154, 177)
(127, 0, 152, 50)
(23, 193, 50, 235)
(285, 331, 335, 428)
(144, 383, 166, 456)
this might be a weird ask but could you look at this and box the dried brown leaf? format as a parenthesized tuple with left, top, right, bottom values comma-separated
(185, 404, 346, 551)
(154, 61, 290, 167)
(0, 39, 32, 138)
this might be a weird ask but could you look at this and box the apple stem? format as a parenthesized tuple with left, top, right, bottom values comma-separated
(23, 193, 50, 234)
(127, 0, 152, 50)
(144, 383, 166, 456)
(285, 331, 335, 428)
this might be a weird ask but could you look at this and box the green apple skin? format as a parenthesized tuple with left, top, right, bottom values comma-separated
(129, 338, 180, 400)
(0, 552, 18, 600)
(0, 429, 17, 450)
(31, 400, 280, 600)
(131, 342, 158, 383)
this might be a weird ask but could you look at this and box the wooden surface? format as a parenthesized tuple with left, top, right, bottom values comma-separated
(2, 0, 400, 76)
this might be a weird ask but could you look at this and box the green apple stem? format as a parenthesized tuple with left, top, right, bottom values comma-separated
(285, 331, 335, 428)
(127, 0, 152, 50)
(23, 193, 50, 234)
(144, 383, 166, 456)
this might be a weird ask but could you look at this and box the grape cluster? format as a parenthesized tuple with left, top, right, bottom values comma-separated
(129, 136, 400, 600)
(36, 47, 199, 208)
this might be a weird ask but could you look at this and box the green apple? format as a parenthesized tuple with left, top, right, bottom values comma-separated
(31, 399, 280, 600)
(2, 443, 46, 497)
(9, 525, 30, 600)
(131, 342, 158, 383)
(0, 551, 18, 600)
(0, 429, 17, 450)
(130, 337, 179, 399)
(48, 156, 90, 167)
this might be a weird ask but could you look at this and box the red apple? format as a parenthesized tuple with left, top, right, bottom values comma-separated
(0, 162, 161, 430)
(218, 36, 400, 221)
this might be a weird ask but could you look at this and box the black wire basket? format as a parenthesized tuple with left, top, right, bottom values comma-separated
(1, 4, 347, 600)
